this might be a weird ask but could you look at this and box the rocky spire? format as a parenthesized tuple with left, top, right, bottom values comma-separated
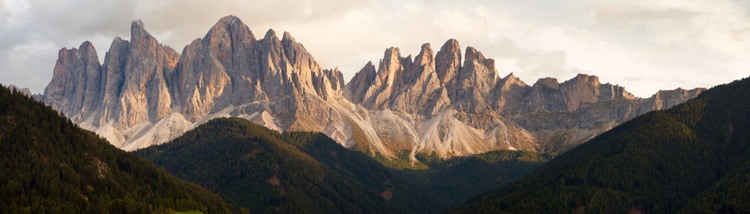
(497, 73, 526, 90)
(78, 41, 103, 116)
(410, 43, 435, 81)
(203, 15, 256, 69)
(95, 20, 179, 127)
(533, 77, 560, 89)
(43, 41, 102, 120)
(130, 20, 150, 41)
(435, 39, 461, 86)
(393, 43, 449, 114)
(343, 43, 450, 114)
(97, 37, 129, 126)
(451, 46, 498, 112)
(559, 74, 635, 111)
(345, 61, 377, 103)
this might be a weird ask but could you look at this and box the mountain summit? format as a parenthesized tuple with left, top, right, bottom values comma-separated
(43, 16, 354, 152)
(41, 16, 703, 158)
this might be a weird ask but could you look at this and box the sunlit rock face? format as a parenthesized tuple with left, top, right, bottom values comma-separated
(345, 39, 704, 155)
(42, 15, 703, 158)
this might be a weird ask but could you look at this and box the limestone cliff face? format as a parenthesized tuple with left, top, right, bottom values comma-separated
(347, 44, 449, 115)
(43, 16, 356, 151)
(43, 41, 102, 121)
(638, 88, 705, 113)
(42, 15, 703, 157)
(344, 39, 704, 154)
(112, 20, 179, 127)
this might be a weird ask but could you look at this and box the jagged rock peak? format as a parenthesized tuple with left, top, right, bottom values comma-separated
(210, 15, 244, 31)
(282, 31, 296, 43)
(415, 43, 434, 64)
(379, 47, 402, 75)
(384, 47, 400, 60)
(76, 41, 99, 65)
(344, 61, 378, 103)
(364, 60, 375, 70)
(112, 36, 125, 43)
(442, 39, 460, 49)
(264, 29, 278, 40)
(323, 67, 345, 90)
(130, 19, 152, 40)
(501, 72, 526, 86)
(217, 15, 241, 25)
(567, 73, 600, 84)
(463, 46, 497, 73)
(203, 15, 256, 46)
(55, 41, 100, 66)
(436, 39, 462, 84)
(504, 72, 518, 81)
(420, 43, 432, 53)
(132, 19, 144, 29)
(464, 46, 482, 62)
(534, 77, 560, 89)
(209, 15, 251, 32)
(495, 72, 527, 94)
(79, 41, 95, 51)
(652, 87, 705, 98)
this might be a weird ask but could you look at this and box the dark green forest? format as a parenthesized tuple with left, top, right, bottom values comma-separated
(0, 85, 232, 213)
(135, 118, 547, 213)
(454, 77, 750, 213)
(136, 118, 429, 213)
(426, 150, 548, 204)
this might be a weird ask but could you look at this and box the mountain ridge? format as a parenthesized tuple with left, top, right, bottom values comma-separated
(40, 15, 704, 158)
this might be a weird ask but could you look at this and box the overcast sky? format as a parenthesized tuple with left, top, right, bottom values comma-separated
(1, 0, 749, 97)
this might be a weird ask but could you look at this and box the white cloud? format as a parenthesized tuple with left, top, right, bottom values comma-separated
(0, 0, 748, 97)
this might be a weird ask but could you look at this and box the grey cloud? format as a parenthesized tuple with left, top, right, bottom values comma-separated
(592, 3, 700, 26)
(483, 39, 570, 81)
(23, 1, 135, 44)
(0, 0, 139, 92)
(133, 0, 371, 48)
(735, 0, 750, 18)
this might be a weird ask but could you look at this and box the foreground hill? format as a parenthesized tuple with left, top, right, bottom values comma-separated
(455, 77, 750, 213)
(135, 117, 548, 212)
(425, 150, 548, 204)
(135, 118, 441, 213)
(0, 85, 231, 213)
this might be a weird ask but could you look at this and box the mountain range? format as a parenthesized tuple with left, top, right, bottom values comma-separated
(40, 15, 703, 159)
(6, 14, 749, 213)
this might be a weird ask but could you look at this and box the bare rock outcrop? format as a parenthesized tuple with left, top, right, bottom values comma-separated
(344, 39, 704, 154)
(41, 16, 703, 158)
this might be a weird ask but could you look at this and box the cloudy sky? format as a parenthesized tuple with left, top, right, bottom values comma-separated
(1, 0, 749, 97)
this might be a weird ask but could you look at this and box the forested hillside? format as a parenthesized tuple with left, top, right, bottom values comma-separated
(136, 118, 429, 213)
(0, 85, 232, 213)
(455, 77, 750, 213)
(136, 118, 549, 212)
